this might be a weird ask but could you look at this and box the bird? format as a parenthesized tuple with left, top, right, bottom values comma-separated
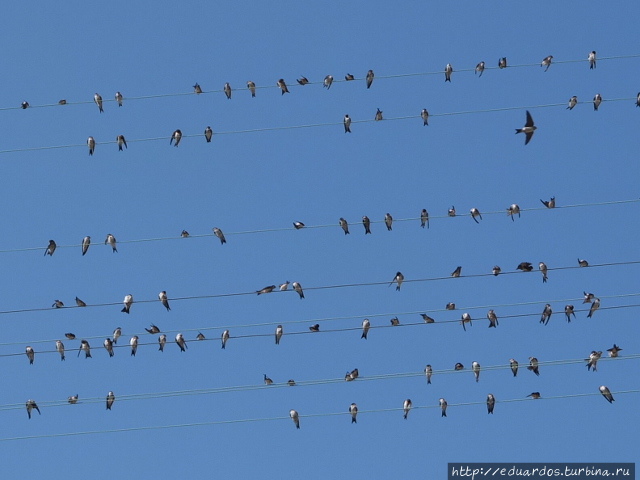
(78, 339, 92, 359)
(293, 221, 305, 230)
(583, 292, 595, 303)
(487, 309, 498, 328)
(599, 386, 614, 403)
(637, 92, 640, 108)
(290, 409, 300, 429)
(115, 91, 123, 106)
(470, 208, 482, 223)
(374, 108, 383, 121)
(293, 282, 304, 299)
(106, 391, 115, 410)
(144, 324, 161, 334)
(309, 324, 320, 332)
(492, 266, 502, 276)
(607, 344, 622, 358)
(344, 73, 355, 81)
(588, 51, 596, 69)
(391, 272, 404, 291)
(279, 281, 290, 291)
(390, 317, 400, 326)
(68, 394, 79, 404)
(439, 398, 448, 417)
(26, 400, 40, 419)
(112, 327, 121, 344)
(593, 93, 602, 111)
(487, 394, 495, 414)
(264, 374, 273, 385)
(578, 258, 589, 267)
(451, 266, 462, 278)
(448, 206, 456, 217)
(323, 75, 333, 89)
(509, 359, 518, 377)
(196, 332, 205, 341)
(472, 361, 481, 382)
(527, 357, 540, 376)
(475, 61, 485, 77)
(339, 218, 350, 235)
(175, 333, 187, 352)
(541, 197, 556, 208)
(444, 63, 453, 82)
(277, 79, 289, 95)
(56, 340, 65, 360)
(587, 298, 600, 318)
(446, 302, 456, 310)
(527, 392, 541, 399)
(130, 336, 139, 356)
(105, 233, 117, 252)
(52, 300, 64, 308)
(204, 126, 213, 143)
(425, 365, 433, 384)
(223, 82, 232, 99)
(213, 227, 226, 244)
(361, 318, 370, 339)
(540, 304, 552, 325)
(362, 216, 371, 234)
(517, 262, 533, 272)
(181, 230, 190, 238)
(349, 368, 359, 380)
(421, 313, 435, 323)
(421, 109, 429, 126)
(564, 305, 576, 322)
(421, 209, 429, 228)
(541, 55, 553, 71)
(193, 83, 202, 94)
(26, 346, 35, 364)
(349, 403, 358, 423)
(94, 93, 103, 113)
(498, 57, 507, 69)
(343, 114, 351, 133)
(170, 129, 182, 147)
(454, 362, 464, 371)
(103, 338, 114, 357)
(403, 399, 412, 419)
(247, 81, 256, 97)
(539, 262, 548, 283)
(158, 334, 167, 352)
(586, 351, 602, 372)
(287, 380, 296, 386)
(296, 76, 309, 85)
(21, 101, 29, 109)
(158, 291, 170, 311)
(515, 111, 536, 145)
(121, 294, 133, 314)
(221, 330, 230, 349)
(117, 135, 127, 151)
(461, 313, 472, 332)
(87, 136, 96, 155)
(81, 236, 91, 256)
(384, 213, 393, 231)
(257, 285, 276, 295)
(567, 96, 578, 110)
(275, 325, 283, 345)
(45, 240, 56, 256)
(366, 69, 374, 88)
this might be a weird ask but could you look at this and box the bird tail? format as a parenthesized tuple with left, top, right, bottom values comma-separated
(361, 332, 367, 339)
(121, 306, 129, 313)
(515, 128, 522, 134)
(352, 417, 357, 423)
(442, 411, 447, 417)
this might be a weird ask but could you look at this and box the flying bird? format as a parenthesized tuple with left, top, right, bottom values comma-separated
(444, 63, 453, 82)
(105, 234, 117, 252)
(586, 351, 602, 372)
(487, 394, 495, 414)
(374, 108, 383, 121)
(94, 93, 103, 113)
(221, 330, 230, 349)
(26, 400, 40, 419)
(296, 76, 309, 85)
(541, 197, 556, 208)
(607, 344, 622, 358)
(391, 272, 404, 291)
(451, 266, 462, 278)
(343, 114, 351, 133)
(567, 96, 578, 110)
(361, 318, 370, 339)
(45, 240, 56, 256)
(492, 266, 501, 276)
(403, 399, 412, 419)
(487, 309, 498, 328)
(472, 361, 481, 382)
(475, 61, 485, 77)
(323, 75, 333, 89)
(103, 338, 114, 357)
(588, 51, 596, 69)
(81, 236, 91, 255)
(121, 294, 133, 314)
(339, 218, 350, 235)
(275, 325, 283, 345)
(384, 213, 393, 231)
(106, 391, 115, 410)
(421, 209, 429, 228)
(515, 111, 536, 145)
(130, 336, 139, 356)
(204, 126, 213, 142)
(52, 300, 64, 308)
(578, 258, 589, 267)
(541, 55, 553, 71)
(170, 129, 182, 146)
(498, 57, 507, 69)
(193, 83, 202, 94)
(26, 346, 35, 364)
(527, 357, 540, 376)
(290, 409, 300, 429)
(293, 282, 304, 299)
(439, 398, 448, 417)
(223, 82, 231, 99)
(264, 374, 273, 385)
(366, 70, 374, 88)
(158, 291, 170, 311)
(115, 91, 123, 106)
(599, 385, 614, 403)
(293, 221, 305, 230)
(517, 262, 533, 272)
(277, 79, 289, 95)
(213, 227, 226, 244)
(68, 394, 79, 404)
(87, 136, 96, 155)
(461, 313, 472, 331)
(539, 262, 548, 283)
(117, 135, 127, 151)
(350, 403, 358, 423)
(175, 333, 187, 352)
(421, 109, 429, 126)
(158, 334, 167, 352)
(257, 285, 276, 295)
(56, 340, 65, 360)
(112, 327, 121, 344)
(587, 298, 600, 318)
(145, 324, 161, 334)
(470, 208, 482, 223)
(425, 365, 433, 384)
(593, 93, 602, 111)
(540, 304, 552, 325)
(78, 339, 92, 358)
(564, 305, 576, 322)
(509, 359, 518, 377)
(362, 216, 371, 234)
(247, 81, 256, 97)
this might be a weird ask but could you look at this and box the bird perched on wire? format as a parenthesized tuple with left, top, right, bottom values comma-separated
(246, 81, 256, 97)
(158, 291, 170, 311)
(105, 233, 117, 252)
(44, 240, 56, 256)
(366, 69, 374, 88)
(390, 272, 404, 291)
(541, 197, 556, 208)
(475, 61, 485, 77)
(541, 55, 553, 71)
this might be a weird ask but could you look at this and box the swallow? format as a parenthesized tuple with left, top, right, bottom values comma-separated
(509, 359, 518, 377)
(583, 292, 595, 303)
(112, 327, 121, 344)
(541, 197, 556, 208)
(637, 92, 640, 107)
(403, 399, 412, 419)
(425, 364, 433, 384)
(390, 317, 400, 326)
(345, 372, 354, 382)
(279, 281, 290, 291)
(607, 344, 622, 358)
(439, 398, 448, 417)
(158, 334, 167, 352)
(309, 324, 320, 332)
(26, 346, 35, 364)
(384, 213, 393, 231)
(81, 236, 91, 255)
(444, 63, 453, 82)
(221, 330, 230, 349)
(541, 55, 553, 71)
(87, 136, 96, 155)
(224, 82, 231, 99)
(540, 304, 552, 325)
(264, 374, 273, 385)
(78, 339, 92, 358)
(588, 51, 596, 69)
(157, 291, 170, 311)
(343, 114, 351, 133)
(421, 209, 429, 228)
(56, 340, 65, 361)
(498, 57, 507, 69)
(121, 294, 133, 314)
(339, 218, 350, 235)
(527, 357, 540, 376)
(196, 332, 205, 341)
(272, 324, 283, 345)
(593, 93, 602, 111)
(323, 75, 333, 89)
(71, 298, 82, 308)
(290, 409, 300, 429)
(145, 324, 161, 334)
(105, 234, 117, 252)
(364, 69, 375, 89)
(421, 108, 429, 126)
(472, 361, 481, 382)
(68, 394, 79, 404)
(52, 300, 64, 308)
(349, 368, 359, 380)
(117, 135, 127, 151)
(374, 108, 383, 121)
(578, 258, 589, 267)
(115, 91, 123, 106)
(106, 391, 115, 410)
(130, 336, 139, 356)
(448, 206, 456, 217)
(45, 240, 56, 256)
(517, 262, 533, 272)
(21, 101, 29, 109)
(361, 318, 370, 339)
(587, 298, 600, 318)
(297, 76, 309, 85)
(257, 285, 276, 295)
(421, 314, 435, 323)
(599, 385, 614, 403)
(292, 282, 304, 299)
(26, 400, 40, 419)
(475, 61, 485, 77)
(94, 93, 103, 113)
(345, 73, 355, 81)
(287, 379, 296, 386)
(451, 266, 462, 278)
(454, 362, 464, 371)
(470, 208, 482, 223)
(213, 227, 226, 244)
(527, 392, 541, 399)
(391, 272, 404, 291)
(59, 99, 67, 105)
(446, 302, 456, 310)
(564, 305, 576, 322)
(180, 230, 190, 238)
(539, 262, 548, 283)
(515, 111, 536, 145)
(349, 403, 358, 423)
(487, 394, 495, 414)
(362, 216, 371, 234)
(193, 83, 202, 94)
(586, 350, 602, 371)
(175, 333, 187, 352)
(204, 126, 213, 143)
(247, 81, 256, 97)
(277, 79, 289, 95)
(487, 309, 498, 328)
(293, 222, 305, 230)
(567, 96, 578, 110)
(170, 129, 182, 146)
(104, 338, 114, 357)
(492, 266, 501, 276)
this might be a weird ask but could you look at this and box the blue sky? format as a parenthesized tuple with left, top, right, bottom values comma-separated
(1, 1, 638, 477)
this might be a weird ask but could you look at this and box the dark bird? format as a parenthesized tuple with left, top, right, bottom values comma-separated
(350, 403, 358, 423)
(564, 305, 576, 322)
(421, 108, 429, 126)
(196, 332, 205, 341)
(421, 209, 429, 228)
(390, 317, 400, 326)
(487, 309, 498, 328)
(587, 298, 600, 318)
(439, 398, 448, 417)
(106, 391, 115, 410)
(277, 79, 289, 95)
(586, 351, 602, 372)
(362, 216, 371, 234)
(451, 266, 462, 278)
(323, 75, 333, 89)
(26, 400, 40, 419)
(339, 218, 350, 235)
(65, 333, 76, 340)
(221, 330, 230, 349)
(446, 302, 456, 310)
(94, 93, 103, 113)
(487, 394, 495, 414)
(103, 338, 114, 357)
(87, 136, 96, 155)
(541, 55, 553, 71)
(21, 101, 29, 109)
(247, 81, 256, 97)
(567, 96, 578, 110)
(213, 227, 226, 244)
(81, 236, 91, 255)
(26, 346, 35, 364)
(498, 57, 507, 69)
(448, 206, 456, 217)
(403, 399, 412, 419)
(540, 304, 552, 325)
(470, 207, 482, 223)
(112, 327, 121, 344)
(193, 83, 202, 94)
(181, 230, 190, 238)
(343, 114, 351, 133)
(578, 258, 589, 267)
(509, 359, 518, 377)
(309, 324, 320, 332)
(444, 63, 453, 82)
(115, 91, 123, 106)
(540, 197, 556, 208)
(607, 344, 622, 358)
(421, 314, 435, 323)
(204, 126, 213, 142)
(170, 129, 182, 147)
(117, 135, 127, 151)
(384, 213, 393, 231)
(475, 61, 485, 77)
(599, 386, 614, 403)
(366, 69, 374, 88)
(583, 292, 595, 303)
(257, 285, 276, 295)
(78, 339, 92, 359)
(293, 282, 304, 299)
(588, 51, 596, 69)
(264, 374, 273, 385)
(158, 291, 170, 311)
(290, 409, 300, 429)
(461, 313, 472, 331)
(296, 76, 309, 85)
(344, 73, 355, 81)
(492, 266, 501, 276)
(68, 394, 79, 404)
(454, 362, 464, 371)
(390, 272, 404, 291)
(224, 82, 232, 99)
(52, 300, 64, 308)
(275, 325, 283, 345)
(361, 318, 370, 339)
(293, 221, 305, 229)
(507, 203, 521, 220)
(527, 357, 540, 376)
(45, 240, 56, 256)
(374, 108, 383, 121)
(515, 110, 536, 145)
(517, 262, 533, 272)
(593, 93, 602, 111)
(527, 392, 541, 399)
(145, 324, 161, 334)
(175, 333, 187, 352)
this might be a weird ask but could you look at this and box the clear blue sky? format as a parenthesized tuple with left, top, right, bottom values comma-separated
(1, 1, 639, 477)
